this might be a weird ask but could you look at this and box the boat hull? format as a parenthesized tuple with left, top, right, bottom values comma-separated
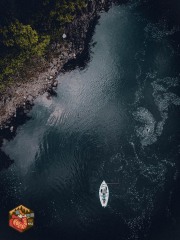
(99, 181, 109, 207)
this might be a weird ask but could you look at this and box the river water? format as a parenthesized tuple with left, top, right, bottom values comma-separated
(0, 1, 180, 240)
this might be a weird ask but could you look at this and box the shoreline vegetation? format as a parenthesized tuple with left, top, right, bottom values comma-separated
(0, 0, 113, 130)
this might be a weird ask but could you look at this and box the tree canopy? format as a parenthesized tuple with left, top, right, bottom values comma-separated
(0, 0, 87, 89)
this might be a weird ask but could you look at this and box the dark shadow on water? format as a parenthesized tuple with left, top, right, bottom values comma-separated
(47, 88, 58, 97)
(63, 16, 100, 71)
(0, 106, 32, 171)
(0, 150, 14, 171)
(0, 106, 32, 140)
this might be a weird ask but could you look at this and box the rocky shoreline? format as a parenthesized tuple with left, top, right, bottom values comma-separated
(0, 0, 112, 131)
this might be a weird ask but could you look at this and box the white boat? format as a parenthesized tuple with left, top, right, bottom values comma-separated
(99, 181, 109, 207)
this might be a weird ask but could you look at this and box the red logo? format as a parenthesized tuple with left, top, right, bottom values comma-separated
(9, 205, 34, 232)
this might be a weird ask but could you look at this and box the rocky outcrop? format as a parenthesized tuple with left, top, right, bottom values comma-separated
(0, 0, 113, 130)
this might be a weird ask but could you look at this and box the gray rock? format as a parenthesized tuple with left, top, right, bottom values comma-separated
(52, 81, 58, 87)
(27, 95, 33, 102)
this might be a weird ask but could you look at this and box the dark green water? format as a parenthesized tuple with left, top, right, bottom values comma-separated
(1, 1, 180, 240)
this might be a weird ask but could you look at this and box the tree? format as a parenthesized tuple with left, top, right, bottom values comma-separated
(0, 20, 39, 50)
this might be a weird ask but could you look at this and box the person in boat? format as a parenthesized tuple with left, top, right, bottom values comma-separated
(101, 187, 107, 198)
(102, 188, 107, 203)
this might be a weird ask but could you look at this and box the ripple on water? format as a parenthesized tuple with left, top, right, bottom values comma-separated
(134, 76, 180, 146)
(133, 107, 157, 146)
(46, 106, 64, 126)
(97, 143, 170, 240)
(144, 21, 180, 42)
(152, 77, 180, 137)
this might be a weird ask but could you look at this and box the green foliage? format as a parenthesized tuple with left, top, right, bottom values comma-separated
(0, 0, 88, 89)
(57, 14, 75, 23)
(0, 20, 50, 85)
(0, 53, 27, 84)
(32, 35, 50, 56)
(49, 0, 87, 24)
(76, 0, 87, 9)
(1, 21, 39, 49)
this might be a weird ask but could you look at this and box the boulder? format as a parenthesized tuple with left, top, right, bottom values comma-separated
(52, 81, 58, 87)
(27, 95, 33, 103)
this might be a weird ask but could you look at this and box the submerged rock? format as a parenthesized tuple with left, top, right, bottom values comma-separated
(52, 80, 58, 87)
(10, 126, 14, 132)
